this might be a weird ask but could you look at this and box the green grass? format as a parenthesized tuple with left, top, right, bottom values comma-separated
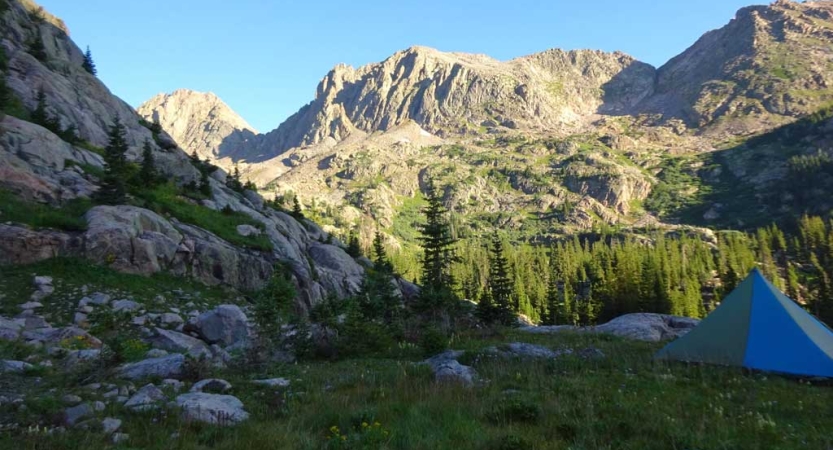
(0, 330, 830, 449)
(133, 183, 273, 252)
(64, 160, 105, 178)
(0, 257, 241, 323)
(0, 189, 92, 231)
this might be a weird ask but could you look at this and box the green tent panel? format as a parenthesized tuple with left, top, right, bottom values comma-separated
(655, 268, 833, 378)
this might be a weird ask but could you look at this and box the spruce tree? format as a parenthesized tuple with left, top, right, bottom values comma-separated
(416, 181, 458, 315)
(31, 88, 49, 126)
(199, 171, 212, 197)
(138, 139, 158, 187)
(346, 232, 362, 258)
(372, 230, 393, 273)
(82, 46, 97, 75)
(358, 230, 401, 324)
(486, 232, 515, 325)
(292, 196, 304, 219)
(94, 117, 129, 205)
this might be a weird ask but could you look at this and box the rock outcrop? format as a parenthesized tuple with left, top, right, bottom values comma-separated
(137, 90, 258, 163)
(520, 313, 700, 342)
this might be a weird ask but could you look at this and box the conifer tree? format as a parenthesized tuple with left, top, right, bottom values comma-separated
(82, 46, 97, 75)
(485, 232, 515, 325)
(138, 139, 158, 187)
(31, 88, 49, 126)
(94, 117, 129, 205)
(372, 230, 393, 273)
(199, 170, 212, 197)
(358, 230, 401, 324)
(416, 181, 458, 315)
(292, 196, 303, 219)
(346, 232, 362, 258)
(418, 182, 457, 291)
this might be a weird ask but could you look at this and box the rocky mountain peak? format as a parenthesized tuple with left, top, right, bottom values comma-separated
(137, 89, 257, 162)
(643, 0, 833, 131)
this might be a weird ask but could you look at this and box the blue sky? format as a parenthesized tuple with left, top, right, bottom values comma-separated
(39, 0, 762, 132)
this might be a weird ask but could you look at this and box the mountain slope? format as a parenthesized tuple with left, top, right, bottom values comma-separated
(137, 0, 833, 251)
(138, 89, 259, 162)
(0, 0, 383, 308)
(142, 47, 656, 163)
(642, 0, 833, 133)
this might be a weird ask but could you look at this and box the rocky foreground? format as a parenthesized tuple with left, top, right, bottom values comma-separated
(0, 272, 703, 442)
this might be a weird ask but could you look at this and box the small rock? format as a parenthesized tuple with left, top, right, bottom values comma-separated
(78, 305, 94, 314)
(118, 354, 185, 380)
(62, 394, 82, 405)
(34, 276, 53, 287)
(102, 389, 119, 399)
(112, 300, 141, 313)
(131, 316, 148, 326)
(251, 378, 290, 388)
(124, 384, 165, 411)
(93, 401, 106, 411)
(88, 293, 111, 306)
(175, 393, 249, 425)
(73, 313, 88, 327)
(144, 349, 168, 358)
(190, 379, 232, 393)
(64, 403, 93, 426)
(111, 432, 129, 444)
(577, 346, 606, 359)
(160, 313, 183, 326)
(162, 379, 185, 392)
(19, 302, 44, 310)
(64, 349, 101, 368)
(0, 360, 34, 373)
(101, 417, 121, 435)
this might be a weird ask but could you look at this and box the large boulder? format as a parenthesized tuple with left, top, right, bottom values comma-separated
(423, 351, 476, 387)
(307, 243, 364, 298)
(84, 206, 183, 275)
(592, 313, 699, 342)
(185, 305, 250, 348)
(0, 224, 79, 266)
(147, 328, 211, 359)
(174, 393, 249, 425)
(484, 342, 571, 359)
(118, 354, 186, 380)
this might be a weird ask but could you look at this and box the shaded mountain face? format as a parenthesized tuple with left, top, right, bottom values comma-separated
(138, 0, 833, 247)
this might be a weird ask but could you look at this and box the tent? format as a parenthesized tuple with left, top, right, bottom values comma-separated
(655, 268, 833, 378)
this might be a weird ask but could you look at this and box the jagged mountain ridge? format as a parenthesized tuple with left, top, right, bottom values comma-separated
(140, 1, 833, 165)
(140, 46, 656, 161)
(134, 0, 833, 251)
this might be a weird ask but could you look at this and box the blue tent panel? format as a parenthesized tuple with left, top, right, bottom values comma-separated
(742, 273, 833, 377)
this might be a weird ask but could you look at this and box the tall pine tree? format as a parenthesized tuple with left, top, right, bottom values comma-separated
(416, 181, 458, 315)
(484, 232, 515, 325)
(138, 139, 158, 187)
(94, 117, 129, 205)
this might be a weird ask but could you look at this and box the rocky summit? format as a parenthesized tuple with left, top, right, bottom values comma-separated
(139, 0, 833, 250)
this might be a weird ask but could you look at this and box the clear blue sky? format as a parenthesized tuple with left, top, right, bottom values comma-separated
(39, 0, 762, 132)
